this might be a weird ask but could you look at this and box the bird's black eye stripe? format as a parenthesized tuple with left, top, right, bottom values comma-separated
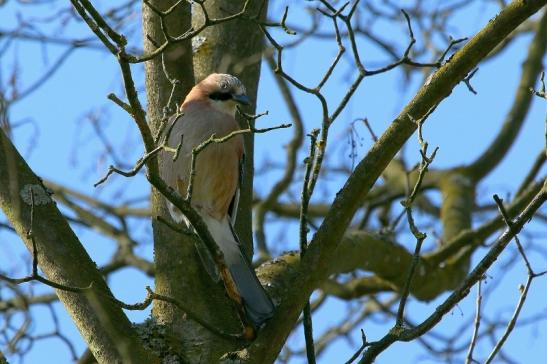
(209, 92, 232, 101)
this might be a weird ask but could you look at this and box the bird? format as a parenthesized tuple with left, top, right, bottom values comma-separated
(160, 73, 274, 328)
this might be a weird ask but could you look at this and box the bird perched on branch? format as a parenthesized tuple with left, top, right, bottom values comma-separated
(160, 73, 274, 329)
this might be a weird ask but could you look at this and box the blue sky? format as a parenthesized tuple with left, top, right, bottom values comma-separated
(1, 1, 546, 363)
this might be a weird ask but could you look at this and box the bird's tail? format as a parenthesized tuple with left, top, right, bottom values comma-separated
(201, 214, 275, 328)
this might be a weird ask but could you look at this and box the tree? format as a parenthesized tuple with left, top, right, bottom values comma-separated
(1, 0, 546, 363)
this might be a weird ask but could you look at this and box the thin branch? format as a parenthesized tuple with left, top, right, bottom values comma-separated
(462, 68, 479, 94)
(364, 11, 466, 76)
(45, 180, 151, 217)
(427, 178, 544, 265)
(483, 194, 547, 364)
(395, 115, 438, 326)
(107, 93, 133, 115)
(466, 11, 547, 181)
(72, 0, 286, 337)
(493, 194, 543, 277)
(111, 286, 243, 340)
(300, 129, 320, 364)
(345, 330, 369, 364)
(245, 3, 547, 362)
(484, 276, 532, 364)
(185, 119, 291, 202)
(69, 0, 119, 54)
(131, 0, 253, 63)
(94, 145, 164, 187)
(465, 279, 483, 364)
(359, 180, 546, 364)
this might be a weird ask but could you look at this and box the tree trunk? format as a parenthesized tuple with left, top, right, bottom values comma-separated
(142, 1, 267, 362)
(192, 0, 269, 257)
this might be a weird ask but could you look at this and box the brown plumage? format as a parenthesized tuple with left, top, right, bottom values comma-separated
(160, 73, 274, 328)
(162, 74, 244, 220)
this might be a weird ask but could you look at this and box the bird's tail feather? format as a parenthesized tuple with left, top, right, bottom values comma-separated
(168, 202, 221, 280)
(201, 214, 275, 328)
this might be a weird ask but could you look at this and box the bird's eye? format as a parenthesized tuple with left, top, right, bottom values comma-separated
(219, 82, 229, 90)
(209, 92, 232, 101)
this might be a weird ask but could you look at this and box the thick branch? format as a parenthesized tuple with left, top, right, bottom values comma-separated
(261, 175, 541, 304)
(359, 180, 546, 363)
(142, 0, 201, 350)
(0, 130, 157, 363)
(244, 2, 547, 361)
(466, 10, 547, 181)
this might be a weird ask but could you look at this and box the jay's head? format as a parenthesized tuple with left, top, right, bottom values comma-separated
(192, 73, 250, 116)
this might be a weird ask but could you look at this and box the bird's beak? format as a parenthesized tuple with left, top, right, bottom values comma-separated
(232, 94, 250, 105)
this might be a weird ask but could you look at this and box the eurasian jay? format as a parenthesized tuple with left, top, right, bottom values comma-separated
(160, 73, 274, 328)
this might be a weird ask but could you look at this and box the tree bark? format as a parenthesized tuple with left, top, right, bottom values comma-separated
(242, 1, 547, 362)
(142, 0, 196, 335)
(142, 1, 267, 362)
(0, 130, 156, 364)
(192, 0, 268, 257)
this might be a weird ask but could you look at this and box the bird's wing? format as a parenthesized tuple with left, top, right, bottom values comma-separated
(227, 153, 244, 226)
(159, 113, 182, 190)
(162, 108, 204, 199)
(159, 112, 194, 223)
(160, 110, 221, 280)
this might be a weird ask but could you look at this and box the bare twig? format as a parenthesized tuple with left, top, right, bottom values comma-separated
(462, 68, 479, 94)
(484, 194, 547, 363)
(107, 93, 133, 115)
(185, 119, 291, 202)
(345, 330, 369, 364)
(364, 11, 466, 76)
(300, 129, 320, 364)
(359, 180, 546, 364)
(484, 276, 532, 364)
(465, 279, 483, 364)
(111, 286, 243, 340)
(94, 145, 164, 187)
(395, 116, 438, 326)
